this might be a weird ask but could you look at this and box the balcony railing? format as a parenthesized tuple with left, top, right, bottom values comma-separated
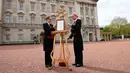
(2, 23, 43, 28)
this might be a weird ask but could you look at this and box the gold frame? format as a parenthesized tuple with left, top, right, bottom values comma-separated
(49, 9, 72, 71)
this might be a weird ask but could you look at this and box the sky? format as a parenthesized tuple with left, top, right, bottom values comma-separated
(97, 0, 130, 27)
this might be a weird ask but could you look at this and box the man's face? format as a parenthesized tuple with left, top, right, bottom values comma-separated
(72, 15, 77, 20)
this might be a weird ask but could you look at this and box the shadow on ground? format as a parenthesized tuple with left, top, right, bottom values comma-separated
(84, 66, 129, 73)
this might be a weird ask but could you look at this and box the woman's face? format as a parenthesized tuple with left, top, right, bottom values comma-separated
(47, 18, 52, 23)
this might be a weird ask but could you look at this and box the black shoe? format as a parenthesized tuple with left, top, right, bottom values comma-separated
(72, 63, 77, 66)
(46, 65, 52, 70)
(46, 64, 52, 67)
(76, 64, 83, 67)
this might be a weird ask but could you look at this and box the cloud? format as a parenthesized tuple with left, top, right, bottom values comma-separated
(97, 0, 130, 27)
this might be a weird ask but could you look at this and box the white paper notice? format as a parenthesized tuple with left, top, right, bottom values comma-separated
(57, 20, 64, 30)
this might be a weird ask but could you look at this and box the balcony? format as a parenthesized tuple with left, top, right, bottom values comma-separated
(2, 23, 43, 29)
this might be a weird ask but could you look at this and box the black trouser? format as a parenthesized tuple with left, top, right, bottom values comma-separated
(45, 49, 52, 66)
(44, 38, 53, 66)
(73, 38, 83, 65)
(74, 49, 83, 65)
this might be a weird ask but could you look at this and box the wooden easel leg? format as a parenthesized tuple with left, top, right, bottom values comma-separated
(50, 35, 56, 70)
(64, 59, 72, 71)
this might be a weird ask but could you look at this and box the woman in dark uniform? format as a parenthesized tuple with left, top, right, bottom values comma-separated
(43, 16, 56, 68)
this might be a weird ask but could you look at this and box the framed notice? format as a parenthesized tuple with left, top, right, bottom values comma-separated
(57, 20, 64, 31)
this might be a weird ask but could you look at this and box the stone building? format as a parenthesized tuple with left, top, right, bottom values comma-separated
(100, 31, 112, 41)
(0, 0, 100, 44)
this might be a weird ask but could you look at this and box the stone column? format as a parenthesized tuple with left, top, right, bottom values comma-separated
(104, 34, 107, 41)
(106, 34, 108, 41)
(110, 34, 112, 41)
(0, 0, 3, 44)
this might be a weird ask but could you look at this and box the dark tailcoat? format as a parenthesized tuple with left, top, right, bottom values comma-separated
(69, 19, 83, 65)
(43, 22, 55, 66)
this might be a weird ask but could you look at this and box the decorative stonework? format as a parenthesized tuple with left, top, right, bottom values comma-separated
(7, 0, 12, 2)
(0, 0, 100, 44)
(4, 11, 12, 15)
(18, 0, 25, 3)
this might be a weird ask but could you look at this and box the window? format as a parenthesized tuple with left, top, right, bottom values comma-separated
(69, 17, 73, 24)
(85, 7, 89, 15)
(5, 11, 12, 23)
(6, 0, 12, 9)
(69, 7, 72, 15)
(47, 7, 50, 12)
(60, 5, 64, 9)
(81, 17, 84, 25)
(47, 0, 50, 2)
(41, 14, 46, 23)
(30, 2, 35, 11)
(30, 34, 35, 40)
(91, 18, 95, 25)
(5, 15, 11, 23)
(31, 29, 35, 32)
(86, 17, 90, 25)
(19, 29, 23, 31)
(51, 15, 56, 24)
(31, 16, 35, 24)
(5, 34, 10, 41)
(30, 14, 36, 24)
(80, 7, 84, 15)
(18, 34, 23, 41)
(6, 29, 10, 31)
(18, 13, 24, 23)
(60, 1, 64, 4)
(64, 1, 68, 5)
(51, 4, 55, 13)
(19, 2, 24, 10)
(41, 3, 46, 12)
(91, 8, 94, 16)
(52, 0, 56, 3)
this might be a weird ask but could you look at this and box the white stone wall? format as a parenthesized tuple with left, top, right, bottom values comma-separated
(0, 0, 2, 44)
(0, 0, 2, 20)
(1, 0, 100, 44)
(3, 28, 43, 43)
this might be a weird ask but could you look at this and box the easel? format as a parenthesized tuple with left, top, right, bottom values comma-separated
(50, 9, 72, 71)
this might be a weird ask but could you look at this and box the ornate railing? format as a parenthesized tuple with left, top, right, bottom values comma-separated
(2, 23, 43, 28)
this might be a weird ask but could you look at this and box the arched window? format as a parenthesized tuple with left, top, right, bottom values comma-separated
(81, 17, 84, 25)
(85, 7, 89, 15)
(86, 17, 90, 25)
(18, 0, 24, 10)
(41, 14, 46, 24)
(4, 11, 12, 23)
(30, 13, 36, 24)
(6, 0, 12, 9)
(91, 18, 95, 25)
(41, 3, 46, 12)
(69, 7, 72, 15)
(91, 8, 95, 16)
(18, 12, 24, 23)
(51, 15, 56, 25)
(51, 4, 56, 13)
(30, 2, 36, 11)
(69, 17, 73, 24)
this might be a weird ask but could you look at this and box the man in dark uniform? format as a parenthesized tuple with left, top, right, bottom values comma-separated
(68, 14, 84, 67)
(43, 16, 56, 68)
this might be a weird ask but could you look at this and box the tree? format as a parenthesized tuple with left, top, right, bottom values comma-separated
(102, 25, 110, 32)
(111, 17, 128, 35)
(102, 17, 130, 38)
(122, 24, 130, 37)
(111, 17, 128, 25)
